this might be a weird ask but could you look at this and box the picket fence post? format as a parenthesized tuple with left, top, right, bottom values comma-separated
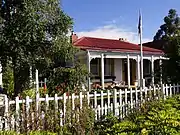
(173, 84, 176, 95)
(107, 90, 110, 112)
(25, 96, 30, 131)
(63, 93, 66, 124)
(100, 91, 104, 116)
(54, 94, 58, 112)
(153, 85, 156, 98)
(177, 83, 180, 94)
(94, 91, 97, 108)
(72, 93, 75, 110)
(4, 95, 9, 130)
(119, 89, 122, 119)
(59, 109, 63, 126)
(104, 103, 107, 116)
(15, 96, 20, 132)
(94, 91, 97, 120)
(161, 84, 165, 99)
(135, 87, 138, 102)
(45, 94, 49, 113)
(0, 117, 3, 130)
(125, 88, 127, 104)
(97, 105, 101, 120)
(36, 93, 39, 113)
(113, 89, 117, 116)
(130, 88, 133, 109)
(144, 87, 147, 100)
(79, 92, 83, 109)
(140, 87, 143, 101)
(169, 84, 172, 97)
(86, 91, 90, 106)
(54, 94, 58, 124)
(165, 84, 168, 97)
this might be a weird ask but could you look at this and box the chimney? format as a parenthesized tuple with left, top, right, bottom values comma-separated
(119, 38, 127, 42)
(72, 34, 78, 43)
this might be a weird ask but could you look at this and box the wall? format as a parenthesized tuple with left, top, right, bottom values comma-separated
(114, 59, 122, 82)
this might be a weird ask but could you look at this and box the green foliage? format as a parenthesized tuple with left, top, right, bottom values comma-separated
(29, 131, 57, 135)
(0, 131, 19, 135)
(154, 9, 180, 41)
(0, 131, 57, 135)
(94, 113, 119, 135)
(20, 88, 48, 98)
(58, 98, 95, 135)
(154, 9, 180, 83)
(2, 63, 14, 97)
(95, 96, 180, 135)
(21, 89, 36, 99)
(47, 63, 88, 96)
(0, 0, 74, 97)
(5, 95, 95, 135)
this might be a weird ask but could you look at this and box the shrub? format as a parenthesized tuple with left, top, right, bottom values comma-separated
(2, 64, 14, 98)
(21, 88, 48, 99)
(94, 95, 180, 135)
(0, 131, 57, 135)
(29, 131, 57, 135)
(0, 131, 19, 135)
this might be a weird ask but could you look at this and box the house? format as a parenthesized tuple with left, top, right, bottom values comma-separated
(73, 34, 166, 90)
(142, 40, 167, 51)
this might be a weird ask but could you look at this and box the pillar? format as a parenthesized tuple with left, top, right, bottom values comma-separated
(151, 56, 154, 86)
(127, 55, 130, 88)
(136, 55, 140, 87)
(87, 51, 91, 91)
(101, 53, 104, 89)
(159, 57, 162, 85)
(140, 56, 144, 88)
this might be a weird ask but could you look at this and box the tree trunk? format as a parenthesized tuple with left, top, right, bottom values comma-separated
(13, 58, 29, 97)
(13, 64, 22, 97)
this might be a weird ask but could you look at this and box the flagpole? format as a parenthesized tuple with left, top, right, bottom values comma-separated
(139, 10, 144, 89)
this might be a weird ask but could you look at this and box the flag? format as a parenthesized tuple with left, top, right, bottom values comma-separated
(138, 10, 142, 35)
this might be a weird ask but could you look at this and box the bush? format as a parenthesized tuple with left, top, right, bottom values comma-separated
(29, 131, 57, 135)
(0, 131, 19, 135)
(0, 131, 57, 135)
(21, 88, 48, 99)
(94, 95, 180, 135)
(5, 92, 95, 135)
(2, 64, 14, 98)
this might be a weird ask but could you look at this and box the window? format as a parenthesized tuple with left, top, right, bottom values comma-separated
(90, 58, 114, 76)
(105, 59, 113, 76)
(91, 58, 99, 75)
(143, 60, 151, 75)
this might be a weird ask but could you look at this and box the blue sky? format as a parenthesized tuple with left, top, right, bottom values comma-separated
(62, 0, 180, 43)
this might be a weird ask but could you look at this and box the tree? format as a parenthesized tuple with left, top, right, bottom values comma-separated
(0, 0, 84, 97)
(154, 9, 180, 41)
(153, 9, 180, 83)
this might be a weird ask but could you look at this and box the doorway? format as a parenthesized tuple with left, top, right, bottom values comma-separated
(122, 59, 136, 85)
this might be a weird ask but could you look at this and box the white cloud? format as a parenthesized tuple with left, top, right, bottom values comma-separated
(76, 24, 151, 44)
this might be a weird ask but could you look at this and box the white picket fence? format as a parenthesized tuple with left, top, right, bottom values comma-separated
(0, 84, 179, 131)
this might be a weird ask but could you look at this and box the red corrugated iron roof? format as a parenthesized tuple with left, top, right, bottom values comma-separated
(142, 40, 167, 51)
(73, 37, 164, 54)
